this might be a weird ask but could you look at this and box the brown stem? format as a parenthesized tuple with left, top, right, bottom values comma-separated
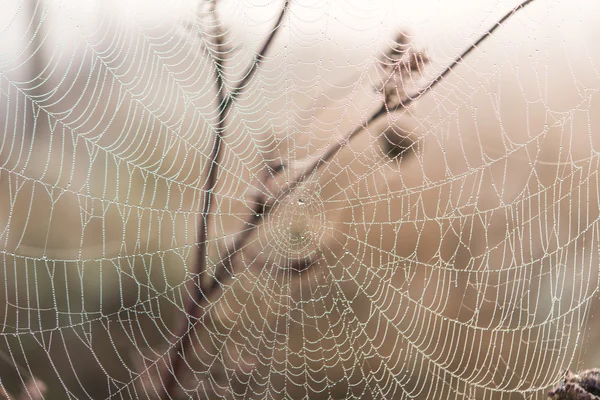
(386, 0, 537, 115)
(227, 0, 291, 105)
(25, 0, 46, 139)
(159, 2, 228, 396)
(176, 0, 541, 333)
(159, 0, 537, 396)
(159, 1, 291, 398)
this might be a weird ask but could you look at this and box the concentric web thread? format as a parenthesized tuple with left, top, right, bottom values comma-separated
(0, 0, 600, 399)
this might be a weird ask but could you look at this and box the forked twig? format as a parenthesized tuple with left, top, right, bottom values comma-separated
(18, 378, 46, 400)
(389, 0, 537, 116)
(210, 0, 539, 288)
(159, 1, 291, 398)
(159, 0, 537, 397)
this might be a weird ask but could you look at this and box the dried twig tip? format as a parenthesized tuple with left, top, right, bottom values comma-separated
(376, 31, 429, 111)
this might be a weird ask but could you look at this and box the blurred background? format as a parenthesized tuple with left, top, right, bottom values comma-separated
(1, 0, 600, 398)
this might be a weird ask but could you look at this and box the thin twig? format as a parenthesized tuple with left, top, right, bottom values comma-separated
(187, 0, 541, 321)
(159, 0, 536, 396)
(159, 1, 228, 395)
(288, 0, 539, 188)
(159, 1, 291, 398)
(159, 0, 227, 396)
(225, 0, 291, 106)
(384, 0, 537, 117)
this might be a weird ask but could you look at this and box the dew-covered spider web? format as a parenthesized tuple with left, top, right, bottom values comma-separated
(1, 0, 600, 398)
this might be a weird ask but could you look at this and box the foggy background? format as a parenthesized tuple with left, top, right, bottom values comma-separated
(1, 0, 600, 398)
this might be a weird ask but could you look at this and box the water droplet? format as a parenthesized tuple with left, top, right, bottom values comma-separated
(42, 254, 47, 260)
(297, 199, 305, 205)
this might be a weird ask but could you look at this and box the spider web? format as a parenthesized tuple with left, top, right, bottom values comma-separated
(0, 0, 599, 399)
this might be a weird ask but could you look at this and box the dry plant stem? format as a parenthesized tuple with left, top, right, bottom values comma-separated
(160, 0, 537, 397)
(0, 385, 10, 400)
(159, 2, 291, 398)
(204, 0, 542, 315)
(392, 0, 537, 112)
(159, 1, 227, 393)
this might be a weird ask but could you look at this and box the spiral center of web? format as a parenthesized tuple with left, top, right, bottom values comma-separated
(267, 186, 326, 261)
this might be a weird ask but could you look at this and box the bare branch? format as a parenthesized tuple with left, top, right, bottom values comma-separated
(190, 0, 542, 311)
(295, 0, 539, 184)
(157, 0, 537, 396)
(384, 0, 537, 116)
(225, 0, 291, 107)
(158, 1, 291, 398)
(548, 369, 600, 400)
(0, 374, 46, 400)
(159, 1, 228, 396)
